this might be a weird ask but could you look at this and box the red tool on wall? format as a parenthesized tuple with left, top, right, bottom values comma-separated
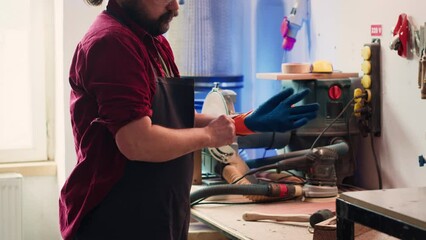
(390, 13, 410, 58)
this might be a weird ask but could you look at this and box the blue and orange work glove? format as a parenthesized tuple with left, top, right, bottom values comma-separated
(232, 88, 319, 135)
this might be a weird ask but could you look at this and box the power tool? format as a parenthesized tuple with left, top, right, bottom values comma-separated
(190, 144, 346, 205)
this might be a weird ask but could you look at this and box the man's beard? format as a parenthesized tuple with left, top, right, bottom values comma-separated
(124, 6, 177, 36)
(142, 11, 176, 36)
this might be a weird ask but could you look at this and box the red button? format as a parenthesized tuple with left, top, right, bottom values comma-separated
(328, 85, 342, 100)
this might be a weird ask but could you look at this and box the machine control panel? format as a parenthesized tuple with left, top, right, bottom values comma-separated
(354, 40, 381, 137)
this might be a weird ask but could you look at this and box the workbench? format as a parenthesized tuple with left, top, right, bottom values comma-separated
(189, 187, 400, 240)
(336, 187, 426, 239)
(190, 193, 336, 240)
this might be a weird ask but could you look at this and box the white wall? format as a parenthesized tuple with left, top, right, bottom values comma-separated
(18, 1, 104, 240)
(308, 0, 426, 189)
(22, 176, 60, 240)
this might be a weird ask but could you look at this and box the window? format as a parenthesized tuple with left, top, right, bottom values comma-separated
(0, 1, 53, 163)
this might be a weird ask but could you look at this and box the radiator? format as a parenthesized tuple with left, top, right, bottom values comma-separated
(0, 173, 23, 240)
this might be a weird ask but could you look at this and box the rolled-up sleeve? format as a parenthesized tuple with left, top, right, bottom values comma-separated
(81, 31, 156, 135)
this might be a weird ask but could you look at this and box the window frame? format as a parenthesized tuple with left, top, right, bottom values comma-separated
(0, 0, 54, 164)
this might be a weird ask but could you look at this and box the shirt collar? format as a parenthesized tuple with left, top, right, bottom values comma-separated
(106, 0, 175, 76)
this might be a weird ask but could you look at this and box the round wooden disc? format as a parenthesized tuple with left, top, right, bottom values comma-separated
(281, 63, 312, 74)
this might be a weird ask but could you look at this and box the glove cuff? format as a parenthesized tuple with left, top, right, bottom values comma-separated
(232, 111, 255, 136)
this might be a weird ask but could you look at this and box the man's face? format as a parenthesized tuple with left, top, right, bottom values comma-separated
(118, 0, 179, 36)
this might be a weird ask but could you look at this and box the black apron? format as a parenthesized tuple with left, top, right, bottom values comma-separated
(75, 77, 195, 240)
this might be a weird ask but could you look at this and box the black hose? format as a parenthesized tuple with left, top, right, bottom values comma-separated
(245, 141, 349, 169)
(190, 183, 302, 207)
(190, 184, 271, 205)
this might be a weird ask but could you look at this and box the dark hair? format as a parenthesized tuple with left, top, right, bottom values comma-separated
(85, 0, 104, 6)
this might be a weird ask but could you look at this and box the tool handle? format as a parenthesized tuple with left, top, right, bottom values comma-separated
(242, 212, 310, 222)
(419, 58, 423, 89)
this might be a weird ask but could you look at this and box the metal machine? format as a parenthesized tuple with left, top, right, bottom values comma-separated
(281, 78, 361, 186)
(191, 145, 346, 205)
(191, 79, 359, 205)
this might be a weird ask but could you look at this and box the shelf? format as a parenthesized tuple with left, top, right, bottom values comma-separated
(256, 72, 359, 81)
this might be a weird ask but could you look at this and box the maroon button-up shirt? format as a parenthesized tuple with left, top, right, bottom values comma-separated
(59, 1, 179, 239)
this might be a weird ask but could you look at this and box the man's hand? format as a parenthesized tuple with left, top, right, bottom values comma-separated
(244, 88, 319, 132)
(205, 115, 235, 147)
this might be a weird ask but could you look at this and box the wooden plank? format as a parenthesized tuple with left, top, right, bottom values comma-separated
(256, 72, 359, 80)
(0, 161, 57, 176)
(188, 222, 229, 240)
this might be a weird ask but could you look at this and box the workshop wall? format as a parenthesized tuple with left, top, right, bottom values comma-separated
(307, 0, 426, 189)
(236, 0, 426, 189)
(250, 0, 426, 189)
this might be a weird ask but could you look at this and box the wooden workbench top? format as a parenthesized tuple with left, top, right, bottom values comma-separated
(191, 193, 336, 240)
(190, 184, 403, 240)
(256, 72, 359, 81)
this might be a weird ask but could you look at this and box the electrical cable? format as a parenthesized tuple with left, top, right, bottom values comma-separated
(346, 112, 358, 181)
(370, 130, 382, 189)
(266, 132, 276, 150)
(231, 164, 275, 184)
(191, 196, 207, 207)
(367, 90, 383, 189)
(230, 157, 295, 185)
(256, 172, 306, 185)
(310, 96, 355, 150)
(340, 110, 361, 188)
(263, 132, 275, 158)
(325, 91, 381, 189)
(338, 183, 365, 191)
(262, 132, 276, 158)
(262, 149, 267, 158)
